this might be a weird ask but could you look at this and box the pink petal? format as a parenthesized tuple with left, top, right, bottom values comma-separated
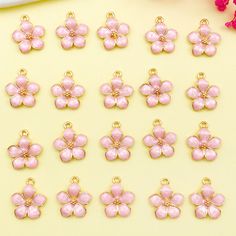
(65, 17, 77, 29)
(166, 29, 177, 40)
(21, 21, 33, 33)
(55, 97, 67, 109)
(187, 136, 200, 148)
(197, 79, 209, 93)
(15, 205, 28, 219)
(190, 193, 204, 205)
(208, 33, 221, 44)
(160, 81, 173, 93)
(171, 194, 184, 206)
(12, 157, 25, 169)
(118, 23, 129, 35)
(74, 36, 86, 48)
(10, 94, 23, 107)
(33, 194, 46, 206)
(119, 85, 133, 97)
(120, 192, 135, 204)
(62, 77, 74, 90)
(111, 128, 123, 141)
(192, 43, 205, 56)
(187, 87, 200, 99)
(205, 44, 217, 57)
(12, 30, 25, 42)
(72, 85, 85, 97)
(118, 204, 131, 217)
(111, 77, 123, 89)
(205, 149, 217, 161)
(104, 38, 116, 50)
(153, 125, 165, 139)
(105, 148, 117, 161)
(78, 192, 92, 205)
(192, 98, 205, 111)
(195, 205, 208, 219)
(23, 184, 36, 198)
(208, 205, 221, 219)
(106, 18, 118, 30)
(72, 147, 85, 160)
(56, 26, 69, 38)
(168, 206, 180, 218)
(161, 144, 174, 157)
(199, 24, 211, 37)
(111, 183, 122, 197)
(145, 31, 158, 42)
(97, 27, 111, 39)
(201, 184, 214, 198)
(151, 41, 163, 54)
(143, 135, 157, 147)
(74, 135, 87, 147)
(208, 86, 220, 97)
(76, 24, 89, 36)
(51, 84, 63, 97)
(165, 132, 176, 145)
(57, 191, 70, 204)
(11, 193, 25, 206)
(155, 23, 167, 34)
(120, 136, 134, 148)
(5, 83, 18, 96)
(188, 32, 201, 44)
(31, 38, 44, 50)
(19, 136, 30, 149)
(74, 204, 86, 217)
(146, 94, 159, 107)
(61, 36, 73, 49)
(60, 148, 72, 162)
(53, 138, 66, 151)
(163, 41, 175, 53)
(100, 83, 112, 95)
(116, 36, 128, 48)
(208, 138, 221, 149)
(159, 93, 171, 105)
(100, 192, 114, 205)
(192, 149, 204, 161)
(68, 98, 80, 109)
(100, 136, 113, 148)
(27, 83, 40, 94)
(105, 204, 118, 217)
(104, 95, 116, 108)
(23, 95, 36, 107)
(160, 185, 173, 198)
(29, 144, 42, 156)
(149, 194, 163, 207)
(117, 148, 130, 160)
(25, 156, 38, 169)
(63, 128, 75, 141)
(150, 145, 162, 159)
(68, 183, 80, 197)
(60, 203, 74, 217)
(19, 40, 32, 53)
(139, 84, 153, 96)
(212, 194, 225, 206)
(205, 98, 217, 110)
(198, 128, 211, 142)
(155, 205, 168, 219)
(8, 146, 22, 158)
(33, 25, 45, 37)
(149, 75, 161, 89)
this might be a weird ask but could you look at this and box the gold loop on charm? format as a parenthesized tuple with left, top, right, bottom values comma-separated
(161, 178, 170, 185)
(112, 121, 121, 128)
(114, 70, 122, 77)
(112, 176, 121, 184)
(71, 176, 79, 183)
(65, 71, 73, 78)
(149, 68, 157, 76)
(19, 68, 27, 76)
(153, 119, 161, 127)
(64, 121, 73, 129)
(106, 11, 115, 18)
(197, 72, 205, 80)
(202, 177, 211, 185)
(26, 178, 35, 185)
(200, 121, 208, 129)
(155, 16, 164, 23)
(21, 130, 29, 137)
(21, 15, 29, 21)
(67, 11, 75, 18)
(200, 18, 209, 25)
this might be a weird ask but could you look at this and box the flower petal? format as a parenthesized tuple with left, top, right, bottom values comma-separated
(33, 194, 46, 206)
(160, 81, 173, 93)
(188, 32, 201, 44)
(60, 203, 74, 217)
(145, 31, 158, 42)
(14, 205, 28, 219)
(171, 194, 184, 206)
(57, 191, 71, 204)
(27, 82, 40, 95)
(29, 144, 42, 156)
(149, 145, 162, 159)
(97, 27, 111, 38)
(160, 185, 173, 198)
(208, 138, 221, 149)
(5, 83, 18, 96)
(76, 24, 89, 36)
(164, 132, 176, 145)
(166, 29, 177, 40)
(74, 135, 88, 147)
(12, 157, 25, 169)
(116, 36, 128, 48)
(78, 192, 92, 205)
(19, 136, 30, 150)
(71, 85, 85, 97)
(51, 84, 63, 97)
(111, 128, 123, 141)
(104, 95, 116, 108)
(190, 193, 204, 205)
(192, 149, 204, 161)
(118, 23, 129, 35)
(159, 93, 171, 105)
(195, 205, 208, 219)
(168, 206, 181, 218)
(205, 149, 217, 161)
(187, 136, 200, 148)
(208, 86, 220, 97)
(31, 38, 44, 50)
(68, 98, 80, 109)
(149, 194, 163, 207)
(68, 183, 80, 197)
(12, 30, 25, 42)
(208, 33, 221, 44)
(120, 192, 135, 204)
(61, 36, 74, 49)
(192, 43, 205, 56)
(56, 26, 69, 38)
(119, 85, 133, 97)
(53, 138, 67, 151)
(151, 41, 163, 54)
(25, 156, 38, 169)
(63, 128, 75, 141)
(201, 184, 214, 198)
(153, 125, 165, 139)
(55, 97, 67, 109)
(118, 204, 131, 217)
(139, 84, 153, 96)
(72, 147, 85, 160)
(60, 148, 72, 162)
(33, 25, 45, 37)
(100, 83, 112, 95)
(161, 144, 174, 157)
(105, 204, 118, 217)
(23, 95, 36, 107)
(205, 98, 217, 110)
(198, 128, 211, 142)
(155, 22, 167, 34)
(100, 136, 113, 149)
(11, 193, 25, 206)
(74, 36, 86, 48)
(100, 192, 114, 205)
(21, 21, 33, 33)
(19, 40, 32, 53)
(205, 44, 217, 57)
(104, 38, 116, 50)
(197, 79, 209, 93)
(155, 205, 168, 219)
(23, 184, 36, 198)
(192, 98, 205, 111)
(163, 41, 175, 53)
(111, 183, 122, 197)
(146, 94, 159, 107)
(187, 87, 200, 99)
(117, 148, 130, 160)
(212, 194, 225, 206)
(74, 204, 86, 217)
(208, 205, 221, 219)
(120, 136, 134, 148)
(8, 146, 22, 158)
(143, 135, 157, 147)
(10, 94, 23, 107)
(106, 18, 118, 30)
(105, 148, 118, 161)
(149, 75, 161, 89)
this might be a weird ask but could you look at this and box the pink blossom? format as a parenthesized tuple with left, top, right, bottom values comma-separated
(139, 69, 173, 107)
(56, 12, 89, 50)
(97, 12, 129, 50)
(149, 181, 184, 219)
(187, 122, 221, 161)
(12, 16, 45, 53)
(143, 120, 177, 159)
(11, 180, 46, 219)
(186, 73, 220, 111)
(53, 122, 87, 163)
(51, 71, 85, 109)
(100, 122, 134, 161)
(225, 11, 236, 29)
(5, 70, 40, 108)
(100, 71, 133, 109)
(8, 131, 42, 170)
(215, 0, 229, 11)
(57, 178, 92, 218)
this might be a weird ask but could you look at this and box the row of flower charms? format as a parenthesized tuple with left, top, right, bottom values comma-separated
(7, 120, 221, 169)
(12, 177, 225, 220)
(12, 12, 221, 56)
(5, 69, 220, 111)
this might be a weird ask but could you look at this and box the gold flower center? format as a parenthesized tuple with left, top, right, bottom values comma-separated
(201, 38, 209, 45)
(70, 197, 78, 205)
(201, 92, 208, 99)
(69, 30, 76, 37)
(112, 90, 120, 97)
(67, 141, 74, 149)
(113, 199, 121, 205)
(113, 141, 120, 148)
(159, 36, 166, 42)
(111, 31, 118, 40)
(204, 199, 211, 207)
(64, 91, 71, 98)
(164, 199, 171, 207)
(26, 33, 33, 40)
(25, 198, 32, 207)
(19, 89, 27, 96)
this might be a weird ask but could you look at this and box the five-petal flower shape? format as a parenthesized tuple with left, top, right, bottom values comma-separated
(188, 19, 221, 57)
(100, 177, 135, 218)
(186, 73, 220, 111)
(149, 180, 184, 219)
(143, 120, 177, 159)
(8, 130, 42, 170)
(12, 15, 45, 53)
(97, 12, 129, 50)
(187, 122, 221, 161)
(56, 12, 89, 50)
(11, 179, 46, 219)
(100, 122, 134, 161)
(57, 177, 92, 218)
(139, 68, 173, 107)
(51, 71, 85, 109)
(145, 17, 177, 54)
(190, 178, 225, 219)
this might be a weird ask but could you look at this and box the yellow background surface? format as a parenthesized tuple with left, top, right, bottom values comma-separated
(0, 0, 235, 235)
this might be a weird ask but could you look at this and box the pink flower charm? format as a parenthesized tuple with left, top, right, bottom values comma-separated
(186, 72, 220, 111)
(5, 69, 40, 108)
(97, 12, 129, 50)
(187, 121, 221, 161)
(143, 119, 177, 159)
(149, 179, 184, 219)
(11, 178, 46, 219)
(145, 16, 177, 54)
(51, 71, 85, 109)
(139, 68, 173, 107)
(8, 130, 42, 170)
(57, 177, 92, 218)
(188, 19, 221, 57)
(12, 15, 45, 53)
(100, 177, 135, 218)
(100, 121, 134, 161)
(190, 178, 225, 219)
(53, 122, 88, 163)
(100, 71, 133, 109)
(56, 12, 89, 50)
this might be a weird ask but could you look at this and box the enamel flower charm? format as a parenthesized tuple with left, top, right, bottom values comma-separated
(51, 71, 85, 109)
(145, 16, 177, 54)
(100, 71, 133, 109)
(12, 15, 45, 53)
(143, 119, 177, 159)
(8, 130, 42, 170)
(100, 121, 134, 161)
(188, 19, 221, 57)
(187, 121, 221, 161)
(100, 177, 135, 218)
(57, 177, 92, 218)
(11, 178, 46, 219)
(53, 122, 88, 163)
(149, 179, 184, 219)
(190, 178, 225, 219)
(97, 12, 129, 50)
(56, 12, 89, 50)
(139, 68, 173, 107)
(5, 69, 40, 108)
